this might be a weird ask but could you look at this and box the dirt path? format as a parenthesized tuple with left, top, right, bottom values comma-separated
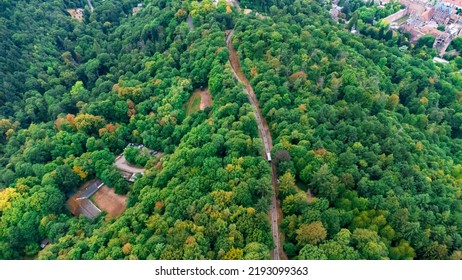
(198, 88, 212, 110)
(226, 30, 284, 260)
(307, 188, 313, 203)
(226, 31, 272, 151)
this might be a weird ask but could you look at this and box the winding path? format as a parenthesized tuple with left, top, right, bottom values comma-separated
(226, 30, 283, 260)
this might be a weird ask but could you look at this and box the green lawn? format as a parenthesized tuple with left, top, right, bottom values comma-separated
(185, 91, 201, 116)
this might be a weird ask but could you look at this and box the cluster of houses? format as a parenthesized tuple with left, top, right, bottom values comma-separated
(67, 3, 144, 19)
(68, 143, 157, 219)
(330, 0, 462, 55)
(385, 0, 462, 55)
(132, 3, 143, 16)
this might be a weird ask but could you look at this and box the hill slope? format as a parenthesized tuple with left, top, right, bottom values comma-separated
(0, 0, 461, 260)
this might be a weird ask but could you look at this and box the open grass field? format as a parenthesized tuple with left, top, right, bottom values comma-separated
(185, 88, 212, 116)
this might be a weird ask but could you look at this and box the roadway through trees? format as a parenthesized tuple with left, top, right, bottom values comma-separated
(87, 0, 94, 13)
(226, 30, 283, 260)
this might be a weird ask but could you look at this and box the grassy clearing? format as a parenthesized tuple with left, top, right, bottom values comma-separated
(185, 88, 213, 116)
(186, 90, 203, 116)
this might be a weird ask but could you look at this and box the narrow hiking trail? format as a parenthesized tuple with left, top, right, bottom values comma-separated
(226, 30, 284, 260)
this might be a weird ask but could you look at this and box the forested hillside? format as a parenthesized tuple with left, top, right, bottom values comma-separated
(0, 0, 461, 260)
(232, 2, 462, 259)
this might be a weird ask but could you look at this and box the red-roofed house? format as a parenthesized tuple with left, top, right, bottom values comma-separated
(422, 7, 435, 22)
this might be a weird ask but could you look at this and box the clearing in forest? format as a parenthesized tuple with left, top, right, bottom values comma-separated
(185, 88, 212, 116)
(67, 179, 127, 218)
(93, 185, 127, 217)
(67, 8, 84, 21)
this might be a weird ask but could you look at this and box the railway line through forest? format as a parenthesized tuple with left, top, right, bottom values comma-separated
(226, 30, 284, 260)
(186, 0, 284, 259)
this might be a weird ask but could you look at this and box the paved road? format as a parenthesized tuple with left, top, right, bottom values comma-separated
(87, 0, 94, 13)
(186, 14, 194, 32)
(226, 30, 282, 260)
(114, 155, 145, 174)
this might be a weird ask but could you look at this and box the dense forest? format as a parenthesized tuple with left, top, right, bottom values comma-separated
(0, 0, 462, 260)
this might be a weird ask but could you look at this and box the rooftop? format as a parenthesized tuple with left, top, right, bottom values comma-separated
(433, 56, 450, 63)
(444, 0, 462, 8)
